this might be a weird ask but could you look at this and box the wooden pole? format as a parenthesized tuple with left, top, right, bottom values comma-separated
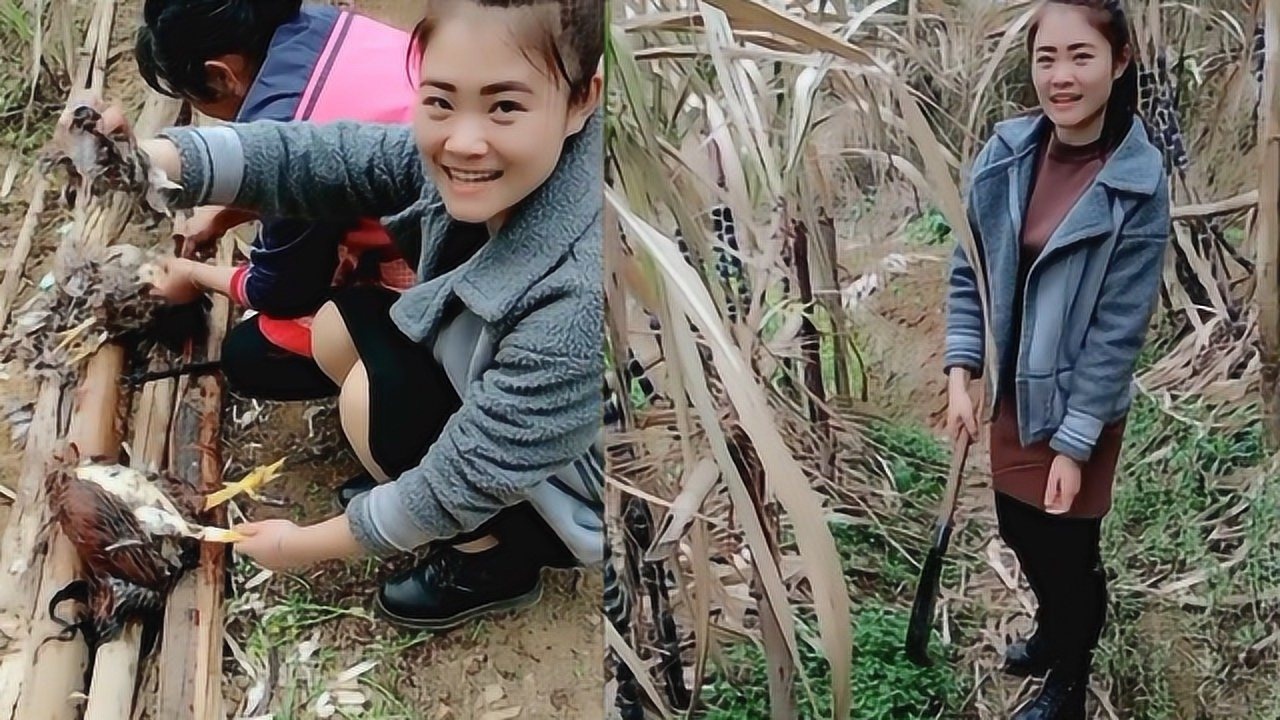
(81, 373, 176, 720)
(154, 233, 232, 720)
(74, 83, 184, 719)
(0, 0, 190, 715)
(1257, 1, 1280, 442)
(0, 180, 48, 335)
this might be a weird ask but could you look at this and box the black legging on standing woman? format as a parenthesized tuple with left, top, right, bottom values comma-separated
(995, 494, 1108, 673)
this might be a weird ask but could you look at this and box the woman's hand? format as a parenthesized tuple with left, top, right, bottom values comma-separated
(53, 92, 183, 183)
(148, 256, 204, 304)
(232, 515, 366, 572)
(1043, 454, 1082, 514)
(232, 519, 313, 572)
(177, 205, 258, 259)
(946, 367, 978, 443)
(54, 93, 130, 152)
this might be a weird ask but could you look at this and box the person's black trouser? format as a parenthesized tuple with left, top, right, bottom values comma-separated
(995, 492, 1107, 676)
(221, 315, 338, 401)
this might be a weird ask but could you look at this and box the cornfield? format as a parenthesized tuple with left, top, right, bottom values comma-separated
(604, 1, 1279, 718)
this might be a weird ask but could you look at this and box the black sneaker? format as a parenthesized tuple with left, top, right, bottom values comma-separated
(1003, 630, 1053, 678)
(1011, 668, 1087, 720)
(374, 543, 543, 631)
(335, 472, 378, 510)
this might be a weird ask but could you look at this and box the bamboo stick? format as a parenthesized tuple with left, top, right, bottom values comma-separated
(0, 0, 125, 337)
(0, 179, 48, 335)
(0, 1, 196, 716)
(0, 1, 122, 716)
(155, 233, 233, 720)
(0, 383, 64, 719)
(1171, 189, 1259, 220)
(11, 348, 125, 720)
(74, 82, 184, 718)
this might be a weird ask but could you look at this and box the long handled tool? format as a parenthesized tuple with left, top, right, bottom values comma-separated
(905, 429, 972, 666)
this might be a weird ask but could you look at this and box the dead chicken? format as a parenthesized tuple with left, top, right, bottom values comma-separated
(45, 444, 243, 652)
(0, 240, 208, 383)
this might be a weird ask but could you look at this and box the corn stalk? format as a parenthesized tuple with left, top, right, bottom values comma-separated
(1257, 0, 1280, 440)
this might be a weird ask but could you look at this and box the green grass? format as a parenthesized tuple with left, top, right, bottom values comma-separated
(697, 605, 962, 719)
(227, 562, 433, 720)
(1093, 393, 1276, 718)
(704, 394, 1278, 718)
(904, 207, 952, 246)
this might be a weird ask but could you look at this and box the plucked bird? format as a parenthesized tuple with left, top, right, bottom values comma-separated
(45, 443, 242, 652)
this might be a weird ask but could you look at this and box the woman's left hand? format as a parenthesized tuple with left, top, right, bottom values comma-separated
(233, 519, 317, 572)
(1043, 454, 1082, 514)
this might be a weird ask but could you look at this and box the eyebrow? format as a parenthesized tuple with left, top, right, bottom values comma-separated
(1036, 41, 1099, 53)
(419, 80, 534, 94)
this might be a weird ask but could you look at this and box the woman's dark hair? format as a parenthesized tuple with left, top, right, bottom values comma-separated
(407, 0, 603, 105)
(136, 0, 302, 102)
(1026, 0, 1139, 150)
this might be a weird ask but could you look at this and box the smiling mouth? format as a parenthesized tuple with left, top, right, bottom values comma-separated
(444, 167, 503, 183)
(1050, 94, 1082, 104)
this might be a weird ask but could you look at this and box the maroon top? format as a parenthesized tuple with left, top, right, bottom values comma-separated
(990, 133, 1127, 519)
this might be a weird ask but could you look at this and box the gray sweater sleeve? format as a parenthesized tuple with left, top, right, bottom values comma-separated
(157, 121, 427, 220)
(344, 252, 604, 557)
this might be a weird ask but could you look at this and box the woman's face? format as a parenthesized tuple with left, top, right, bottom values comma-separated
(412, 3, 599, 233)
(1031, 4, 1128, 143)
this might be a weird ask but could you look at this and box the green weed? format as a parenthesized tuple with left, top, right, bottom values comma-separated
(697, 605, 963, 719)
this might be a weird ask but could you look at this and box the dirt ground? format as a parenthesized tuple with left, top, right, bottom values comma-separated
(0, 1, 602, 717)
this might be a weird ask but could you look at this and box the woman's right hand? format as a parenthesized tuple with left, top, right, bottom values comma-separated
(53, 92, 182, 184)
(946, 368, 978, 443)
(53, 93, 130, 155)
(176, 206, 258, 259)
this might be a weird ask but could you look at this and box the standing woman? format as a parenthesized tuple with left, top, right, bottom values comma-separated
(944, 1, 1170, 718)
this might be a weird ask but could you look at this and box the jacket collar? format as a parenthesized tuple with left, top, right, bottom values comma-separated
(985, 112, 1162, 197)
(401, 107, 602, 331)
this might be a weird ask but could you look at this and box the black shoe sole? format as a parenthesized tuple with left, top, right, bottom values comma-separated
(373, 578, 545, 632)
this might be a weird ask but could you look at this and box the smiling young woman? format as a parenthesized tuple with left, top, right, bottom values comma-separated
(64, 0, 607, 633)
(944, 1, 1170, 718)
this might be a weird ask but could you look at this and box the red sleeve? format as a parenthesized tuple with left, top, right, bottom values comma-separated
(229, 265, 253, 308)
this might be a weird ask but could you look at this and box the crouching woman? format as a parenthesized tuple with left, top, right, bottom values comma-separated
(68, 0, 606, 631)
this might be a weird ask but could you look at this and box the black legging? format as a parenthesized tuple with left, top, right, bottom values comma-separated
(327, 286, 572, 560)
(221, 315, 337, 401)
(995, 492, 1107, 674)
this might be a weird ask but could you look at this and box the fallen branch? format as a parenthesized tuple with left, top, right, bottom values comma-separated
(1171, 189, 1259, 220)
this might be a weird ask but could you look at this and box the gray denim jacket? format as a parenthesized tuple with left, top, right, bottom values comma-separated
(158, 112, 604, 564)
(945, 113, 1170, 462)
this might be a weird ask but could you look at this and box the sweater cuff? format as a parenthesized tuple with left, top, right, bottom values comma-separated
(943, 346, 984, 379)
(1048, 407, 1103, 463)
(345, 481, 434, 558)
(155, 126, 245, 207)
(344, 489, 399, 559)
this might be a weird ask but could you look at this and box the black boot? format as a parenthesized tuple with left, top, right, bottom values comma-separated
(1003, 629, 1053, 678)
(374, 542, 543, 631)
(1011, 667, 1087, 720)
(335, 472, 377, 510)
